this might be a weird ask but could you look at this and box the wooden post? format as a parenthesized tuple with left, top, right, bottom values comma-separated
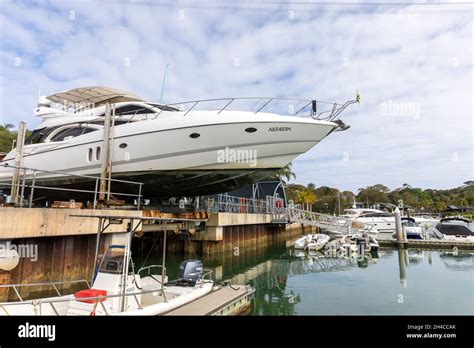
(99, 103, 112, 202)
(394, 207, 404, 242)
(11, 121, 26, 205)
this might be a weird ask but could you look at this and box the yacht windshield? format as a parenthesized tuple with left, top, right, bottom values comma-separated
(147, 103, 180, 112)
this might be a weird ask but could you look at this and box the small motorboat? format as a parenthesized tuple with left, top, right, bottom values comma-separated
(293, 234, 330, 251)
(0, 245, 215, 315)
(430, 217, 474, 242)
(343, 233, 379, 252)
(333, 233, 379, 254)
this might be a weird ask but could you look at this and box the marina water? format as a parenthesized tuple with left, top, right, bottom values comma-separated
(158, 245, 473, 315)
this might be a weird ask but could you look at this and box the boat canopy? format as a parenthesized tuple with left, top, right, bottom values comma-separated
(46, 86, 144, 108)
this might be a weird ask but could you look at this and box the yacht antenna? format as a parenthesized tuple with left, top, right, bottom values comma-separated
(160, 64, 170, 103)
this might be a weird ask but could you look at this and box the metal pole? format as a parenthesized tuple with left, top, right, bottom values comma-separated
(337, 191, 341, 216)
(19, 169, 26, 207)
(137, 184, 143, 210)
(11, 121, 26, 205)
(28, 171, 36, 208)
(161, 222, 167, 301)
(121, 218, 134, 312)
(91, 218, 103, 284)
(93, 178, 99, 209)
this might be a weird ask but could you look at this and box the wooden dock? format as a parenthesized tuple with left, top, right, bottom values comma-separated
(164, 285, 255, 316)
(379, 239, 474, 250)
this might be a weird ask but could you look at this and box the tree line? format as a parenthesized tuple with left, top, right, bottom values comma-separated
(272, 162, 473, 215)
(285, 181, 474, 215)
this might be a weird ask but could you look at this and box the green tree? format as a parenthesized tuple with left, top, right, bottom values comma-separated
(0, 124, 32, 153)
(272, 162, 296, 184)
(0, 124, 16, 153)
(296, 188, 317, 211)
(436, 201, 447, 212)
(357, 184, 390, 206)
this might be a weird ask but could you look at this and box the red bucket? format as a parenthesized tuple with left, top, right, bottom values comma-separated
(74, 289, 107, 303)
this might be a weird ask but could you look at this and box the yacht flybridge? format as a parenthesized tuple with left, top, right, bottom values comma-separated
(0, 86, 357, 199)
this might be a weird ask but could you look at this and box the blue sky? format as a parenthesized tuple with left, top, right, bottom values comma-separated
(0, 0, 472, 192)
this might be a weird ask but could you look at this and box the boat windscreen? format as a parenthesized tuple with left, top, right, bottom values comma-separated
(147, 103, 180, 112)
(99, 248, 126, 274)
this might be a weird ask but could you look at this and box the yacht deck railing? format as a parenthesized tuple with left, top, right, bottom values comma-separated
(153, 95, 360, 121)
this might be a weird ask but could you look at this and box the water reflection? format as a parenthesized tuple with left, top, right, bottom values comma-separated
(140, 242, 474, 315)
(397, 248, 408, 288)
(439, 250, 474, 272)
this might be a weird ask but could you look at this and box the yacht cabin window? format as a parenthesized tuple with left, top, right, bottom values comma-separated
(49, 126, 97, 142)
(25, 128, 48, 145)
(102, 105, 155, 116)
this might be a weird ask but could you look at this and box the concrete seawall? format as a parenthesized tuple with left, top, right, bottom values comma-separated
(0, 208, 313, 301)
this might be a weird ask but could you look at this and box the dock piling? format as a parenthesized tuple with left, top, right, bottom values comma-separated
(394, 207, 404, 242)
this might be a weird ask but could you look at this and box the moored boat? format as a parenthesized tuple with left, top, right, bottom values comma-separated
(293, 233, 330, 251)
(430, 217, 474, 242)
(0, 245, 214, 315)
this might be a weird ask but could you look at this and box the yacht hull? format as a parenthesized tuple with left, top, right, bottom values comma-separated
(0, 116, 337, 199)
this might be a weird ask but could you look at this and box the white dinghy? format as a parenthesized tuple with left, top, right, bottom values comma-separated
(293, 234, 330, 251)
(0, 215, 216, 316)
(0, 244, 214, 316)
(325, 233, 379, 257)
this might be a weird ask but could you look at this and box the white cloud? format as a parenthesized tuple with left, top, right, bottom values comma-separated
(0, 1, 471, 191)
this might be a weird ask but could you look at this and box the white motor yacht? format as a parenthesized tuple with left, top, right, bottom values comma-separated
(339, 208, 395, 240)
(409, 214, 440, 231)
(0, 86, 356, 199)
(430, 217, 474, 242)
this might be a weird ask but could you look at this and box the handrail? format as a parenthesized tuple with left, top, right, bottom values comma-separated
(200, 270, 214, 282)
(0, 286, 168, 309)
(0, 279, 90, 289)
(0, 163, 142, 185)
(153, 96, 349, 120)
(137, 265, 166, 277)
(264, 195, 376, 235)
(0, 274, 217, 314)
(0, 163, 143, 209)
(0, 279, 91, 303)
(204, 194, 268, 214)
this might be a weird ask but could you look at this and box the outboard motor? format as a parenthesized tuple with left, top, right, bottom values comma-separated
(356, 237, 366, 254)
(177, 259, 204, 286)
